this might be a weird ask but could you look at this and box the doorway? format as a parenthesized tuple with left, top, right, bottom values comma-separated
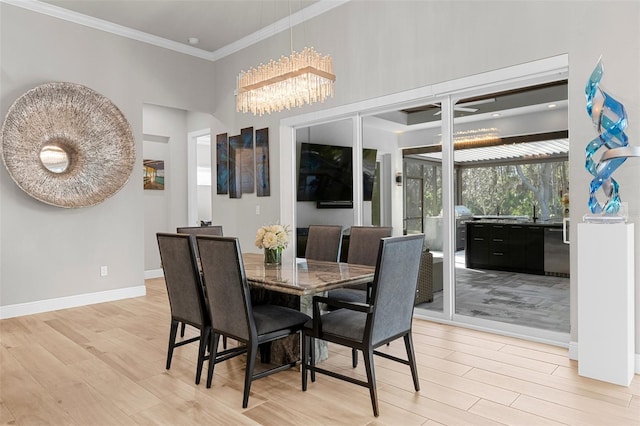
(187, 130, 212, 226)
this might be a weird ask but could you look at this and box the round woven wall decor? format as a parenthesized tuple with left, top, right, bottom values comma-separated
(0, 82, 135, 208)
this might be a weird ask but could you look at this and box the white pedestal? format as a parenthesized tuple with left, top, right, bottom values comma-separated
(577, 222, 635, 386)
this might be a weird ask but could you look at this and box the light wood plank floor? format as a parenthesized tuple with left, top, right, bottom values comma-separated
(1, 278, 638, 425)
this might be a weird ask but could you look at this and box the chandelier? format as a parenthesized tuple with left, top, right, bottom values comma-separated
(236, 46, 336, 116)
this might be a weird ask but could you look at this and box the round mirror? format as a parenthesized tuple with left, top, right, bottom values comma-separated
(39, 144, 70, 173)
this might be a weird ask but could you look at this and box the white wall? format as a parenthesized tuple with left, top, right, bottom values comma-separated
(1, 0, 639, 358)
(142, 104, 189, 271)
(211, 1, 640, 354)
(0, 3, 215, 315)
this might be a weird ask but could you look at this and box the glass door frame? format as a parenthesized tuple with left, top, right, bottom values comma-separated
(280, 55, 570, 346)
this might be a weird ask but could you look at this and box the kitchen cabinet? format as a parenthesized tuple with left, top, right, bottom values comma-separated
(466, 221, 554, 275)
(466, 223, 489, 267)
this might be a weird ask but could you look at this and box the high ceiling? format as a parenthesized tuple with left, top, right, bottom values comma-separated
(20, 0, 569, 162)
(29, 0, 342, 60)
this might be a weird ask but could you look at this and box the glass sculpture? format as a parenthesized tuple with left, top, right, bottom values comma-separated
(585, 58, 639, 217)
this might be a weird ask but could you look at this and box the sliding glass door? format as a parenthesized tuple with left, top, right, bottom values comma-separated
(406, 81, 570, 337)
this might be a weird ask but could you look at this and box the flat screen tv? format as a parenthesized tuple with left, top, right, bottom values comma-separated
(297, 143, 377, 203)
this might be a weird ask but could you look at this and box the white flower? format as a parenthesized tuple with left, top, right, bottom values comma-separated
(255, 224, 290, 250)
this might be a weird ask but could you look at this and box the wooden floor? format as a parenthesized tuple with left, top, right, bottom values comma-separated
(1, 278, 638, 425)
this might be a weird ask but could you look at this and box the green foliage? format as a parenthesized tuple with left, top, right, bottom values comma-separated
(404, 158, 569, 225)
(461, 161, 569, 219)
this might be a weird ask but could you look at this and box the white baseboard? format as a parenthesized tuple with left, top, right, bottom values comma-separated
(0, 285, 146, 319)
(569, 340, 640, 375)
(144, 269, 164, 279)
(569, 340, 579, 360)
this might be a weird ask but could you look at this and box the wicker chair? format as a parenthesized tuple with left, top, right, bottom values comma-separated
(414, 249, 434, 304)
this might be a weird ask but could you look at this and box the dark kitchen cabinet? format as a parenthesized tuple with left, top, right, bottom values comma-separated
(526, 226, 544, 273)
(488, 224, 509, 268)
(508, 225, 527, 269)
(466, 223, 489, 267)
(466, 222, 546, 275)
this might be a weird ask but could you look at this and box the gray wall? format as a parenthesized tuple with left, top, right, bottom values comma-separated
(1, 1, 639, 354)
(0, 4, 215, 307)
(211, 1, 640, 351)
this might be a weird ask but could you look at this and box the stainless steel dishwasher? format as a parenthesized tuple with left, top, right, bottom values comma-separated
(544, 226, 570, 276)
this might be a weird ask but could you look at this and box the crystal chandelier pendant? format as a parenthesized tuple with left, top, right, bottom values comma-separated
(236, 47, 335, 116)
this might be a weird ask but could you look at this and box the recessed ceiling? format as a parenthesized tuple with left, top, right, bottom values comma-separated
(379, 81, 568, 129)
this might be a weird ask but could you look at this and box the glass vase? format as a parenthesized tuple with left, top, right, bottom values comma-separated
(264, 247, 282, 265)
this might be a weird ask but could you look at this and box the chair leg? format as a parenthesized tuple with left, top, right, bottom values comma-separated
(403, 333, 420, 391)
(206, 333, 220, 388)
(362, 348, 379, 417)
(302, 334, 309, 391)
(243, 341, 259, 408)
(223, 336, 228, 350)
(352, 348, 358, 368)
(309, 336, 316, 383)
(180, 322, 186, 337)
(166, 319, 179, 370)
(195, 326, 209, 385)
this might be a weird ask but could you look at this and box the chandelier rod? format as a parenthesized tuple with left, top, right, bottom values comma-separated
(289, 1, 294, 55)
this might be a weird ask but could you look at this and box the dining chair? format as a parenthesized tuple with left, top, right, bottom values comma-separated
(176, 225, 223, 258)
(156, 232, 211, 385)
(196, 235, 311, 408)
(176, 225, 224, 338)
(304, 225, 343, 262)
(328, 226, 393, 367)
(301, 234, 424, 417)
(329, 226, 393, 304)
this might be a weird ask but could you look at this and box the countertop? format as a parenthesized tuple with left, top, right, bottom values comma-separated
(470, 219, 563, 227)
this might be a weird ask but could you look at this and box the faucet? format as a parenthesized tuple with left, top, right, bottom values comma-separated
(496, 206, 500, 216)
(532, 205, 539, 223)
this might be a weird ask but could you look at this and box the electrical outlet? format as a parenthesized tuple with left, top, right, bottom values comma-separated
(100, 266, 108, 277)
(255, 205, 260, 215)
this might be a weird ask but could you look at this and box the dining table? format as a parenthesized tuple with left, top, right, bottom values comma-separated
(242, 252, 376, 363)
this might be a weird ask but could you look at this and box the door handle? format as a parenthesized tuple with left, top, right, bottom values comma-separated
(562, 218, 570, 244)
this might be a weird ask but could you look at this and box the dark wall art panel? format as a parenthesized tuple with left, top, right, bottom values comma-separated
(255, 127, 270, 197)
(216, 133, 228, 194)
(228, 134, 242, 199)
(240, 126, 255, 194)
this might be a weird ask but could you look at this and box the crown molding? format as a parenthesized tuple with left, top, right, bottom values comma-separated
(209, 0, 350, 61)
(2, 0, 350, 62)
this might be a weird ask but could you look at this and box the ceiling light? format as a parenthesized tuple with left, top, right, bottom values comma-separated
(548, 103, 557, 108)
(492, 113, 501, 117)
(188, 37, 199, 45)
(235, 1, 335, 115)
(236, 47, 335, 116)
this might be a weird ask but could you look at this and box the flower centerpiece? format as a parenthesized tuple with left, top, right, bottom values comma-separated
(255, 224, 290, 265)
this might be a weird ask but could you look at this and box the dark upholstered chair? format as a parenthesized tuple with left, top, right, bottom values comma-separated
(304, 225, 343, 262)
(328, 226, 393, 367)
(176, 225, 224, 338)
(177, 225, 223, 258)
(196, 235, 311, 408)
(329, 226, 393, 304)
(302, 234, 424, 417)
(156, 233, 211, 385)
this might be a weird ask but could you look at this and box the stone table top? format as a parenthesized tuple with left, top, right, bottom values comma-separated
(243, 253, 375, 296)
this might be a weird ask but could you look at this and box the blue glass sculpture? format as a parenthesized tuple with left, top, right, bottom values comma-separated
(585, 58, 639, 217)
